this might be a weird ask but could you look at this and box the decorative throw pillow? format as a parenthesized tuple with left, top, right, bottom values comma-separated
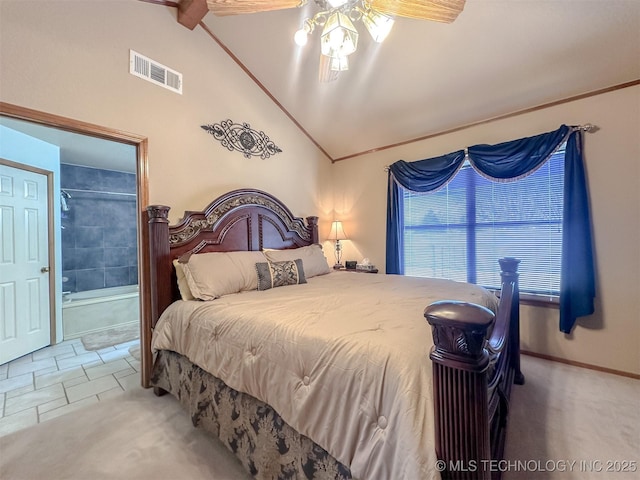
(256, 259, 307, 291)
(263, 244, 331, 278)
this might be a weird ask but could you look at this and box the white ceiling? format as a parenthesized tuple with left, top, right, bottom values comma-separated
(201, 0, 640, 161)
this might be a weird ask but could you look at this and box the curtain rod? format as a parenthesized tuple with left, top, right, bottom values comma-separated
(572, 123, 598, 132)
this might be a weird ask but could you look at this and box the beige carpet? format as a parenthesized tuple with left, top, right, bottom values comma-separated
(0, 388, 252, 480)
(1, 356, 638, 480)
(502, 356, 639, 479)
(80, 323, 139, 351)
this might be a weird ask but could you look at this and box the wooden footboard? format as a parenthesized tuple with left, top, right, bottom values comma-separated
(425, 258, 523, 480)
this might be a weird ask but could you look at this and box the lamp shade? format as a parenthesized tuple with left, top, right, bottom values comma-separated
(329, 221, 348, 241)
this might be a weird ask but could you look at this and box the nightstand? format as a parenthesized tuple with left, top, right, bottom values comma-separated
(341, 268, 378, 274)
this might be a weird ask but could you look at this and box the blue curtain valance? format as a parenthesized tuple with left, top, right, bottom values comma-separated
(468, 124, 571, 180)
(386, 124, 595, 333)
(388, 150, 466, 192)
(389, 125, 572, 189)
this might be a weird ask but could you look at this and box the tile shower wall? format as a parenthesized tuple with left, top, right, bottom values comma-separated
(61, 164, 137, 293)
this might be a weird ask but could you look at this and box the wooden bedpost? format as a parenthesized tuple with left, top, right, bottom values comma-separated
(425, 258, 521, 480)
(141, 205, 171, 388)
(306, 216, 319, 244)
(499, 257, 524, 385)
(426, 301, 495, 480)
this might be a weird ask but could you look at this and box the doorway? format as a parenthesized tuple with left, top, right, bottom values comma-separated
(0, 103, 149, 379)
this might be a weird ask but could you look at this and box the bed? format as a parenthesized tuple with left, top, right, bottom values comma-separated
(141, 188, 524, 480)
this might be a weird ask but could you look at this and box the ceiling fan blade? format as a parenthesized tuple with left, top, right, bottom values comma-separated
(206, 0, 301, 16)
(319, 55, 339, 83)
(370, 0, 466, 23)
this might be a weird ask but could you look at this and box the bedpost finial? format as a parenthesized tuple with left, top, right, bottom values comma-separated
(499, 257, 520, 274)
(425, 301, 494, 372)
(147, 205, 170, 223)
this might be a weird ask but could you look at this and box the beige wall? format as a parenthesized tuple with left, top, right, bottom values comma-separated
(0, 0, 333, 224)
(332, 85, 640, 375)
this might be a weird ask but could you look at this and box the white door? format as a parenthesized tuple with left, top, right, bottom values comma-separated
(0, 163, 51, 364)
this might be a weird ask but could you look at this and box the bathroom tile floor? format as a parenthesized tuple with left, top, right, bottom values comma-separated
(0, 337, 142, 437)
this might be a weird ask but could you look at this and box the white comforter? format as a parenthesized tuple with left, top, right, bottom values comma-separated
(152, 271, 499, 480)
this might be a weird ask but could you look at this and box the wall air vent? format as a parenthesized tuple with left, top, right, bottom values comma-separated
(129, 50, 182, 94)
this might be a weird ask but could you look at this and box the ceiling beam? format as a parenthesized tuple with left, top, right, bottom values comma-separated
(178, 0, 209, 30)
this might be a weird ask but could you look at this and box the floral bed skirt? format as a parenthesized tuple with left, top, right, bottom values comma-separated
(151, 350, 353, 480)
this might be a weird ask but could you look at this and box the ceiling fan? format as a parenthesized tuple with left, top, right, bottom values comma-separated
(206, 0, 466, 81)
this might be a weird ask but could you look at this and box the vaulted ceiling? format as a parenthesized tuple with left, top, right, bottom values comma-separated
(176, 0, 640, 162)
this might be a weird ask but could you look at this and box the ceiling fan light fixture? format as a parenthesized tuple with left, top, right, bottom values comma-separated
(283, 0, 465, 80)
(321, 11, 359, 58)
(362, 8, 394, 43)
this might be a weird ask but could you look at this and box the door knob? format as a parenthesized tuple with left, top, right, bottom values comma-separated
(41, 266, 50, 273)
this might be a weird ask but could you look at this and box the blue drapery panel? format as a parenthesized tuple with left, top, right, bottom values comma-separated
(386, 150, 465, 274)
(560, 132, 596, 333)
(386, 124, 595, 333)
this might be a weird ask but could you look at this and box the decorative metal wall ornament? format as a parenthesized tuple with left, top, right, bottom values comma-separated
(201, 120, 283, 159)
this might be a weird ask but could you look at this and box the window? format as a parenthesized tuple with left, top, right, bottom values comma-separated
(402, 147, 565, 296)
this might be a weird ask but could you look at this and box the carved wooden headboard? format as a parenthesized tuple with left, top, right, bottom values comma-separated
(141, 188, 319, 386)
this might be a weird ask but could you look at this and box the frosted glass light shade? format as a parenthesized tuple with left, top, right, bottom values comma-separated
(294, 20, 313, 47)
(363, 9, 394, 43)
(321, 12, 359, 58)
(294, 28, 309, 46)
(329, 55, 349, 71)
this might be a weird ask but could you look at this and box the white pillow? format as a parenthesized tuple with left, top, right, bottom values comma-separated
(180, 251, 267, 301)
(264, 244, 331, 278)
(173, 259, 195, 301)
